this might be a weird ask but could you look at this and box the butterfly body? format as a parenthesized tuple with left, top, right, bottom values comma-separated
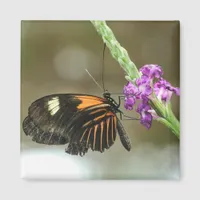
(23, 92, 131, 156)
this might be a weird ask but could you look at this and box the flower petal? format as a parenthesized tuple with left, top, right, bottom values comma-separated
(136, 99, 153, 129)
(123, 82, 138, 96)
(140, 112, 152, 129)
(140, 64, 163, 79)
(136, 75, 152, 98)
(154, 78, 180, 102)
(124, 96, 135, 110)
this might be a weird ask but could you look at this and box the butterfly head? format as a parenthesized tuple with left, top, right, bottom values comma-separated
(103, 90, 111, 99)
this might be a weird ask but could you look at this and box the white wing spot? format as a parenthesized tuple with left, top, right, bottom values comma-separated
(48, 97, 60, 116)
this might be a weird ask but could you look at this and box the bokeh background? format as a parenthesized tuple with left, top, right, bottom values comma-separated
(21, 21, 180, 180)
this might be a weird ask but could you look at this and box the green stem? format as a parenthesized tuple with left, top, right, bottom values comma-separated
(157, 116, 180, 139)
(150, 98, 180, 138)
(91, 21, 140, 82)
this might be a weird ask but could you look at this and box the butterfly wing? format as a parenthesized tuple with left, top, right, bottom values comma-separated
(23, 116, 68, 145)
(22, 94, 110, 145)
(64, 104, 118, 156)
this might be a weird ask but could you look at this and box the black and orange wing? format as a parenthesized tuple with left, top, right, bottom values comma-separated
(64, 103, 119, 156)
(65, 111, 132, 156)
(22, 94, 131, 156)
(23, 94, 106, 144)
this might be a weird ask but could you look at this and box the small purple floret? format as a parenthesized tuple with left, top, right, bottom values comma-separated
(123, 82, 139, 96)
(136, 75, 152, 98)
(136, 100, 152, 129)
(140, 64, 163, 79)
(123, 82, 138, 110)
(124, 96, 135, 110)
(154, 78, 180, 102)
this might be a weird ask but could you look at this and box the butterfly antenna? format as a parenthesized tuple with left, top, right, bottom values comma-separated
(102, 43, 106, 92)
(85, 69, 103, 91)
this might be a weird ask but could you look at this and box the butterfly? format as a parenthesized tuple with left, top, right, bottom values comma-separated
(22, 90, 132, 156)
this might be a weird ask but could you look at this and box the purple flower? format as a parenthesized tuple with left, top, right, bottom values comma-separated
(123, 81, 139, 96)
(124, 96, 135, 110)
(136, 75, 152, 98)
(136, 99, 152, 129)
(154, 78, 180, 102)
(123, 82, 139, 110)
(123, 64, 179, 130)
(140, 64, 163, 79)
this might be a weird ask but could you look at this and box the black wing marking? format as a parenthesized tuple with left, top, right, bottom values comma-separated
(23, 116, 68, 145)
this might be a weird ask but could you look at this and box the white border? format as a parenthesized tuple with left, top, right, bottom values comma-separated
(1, 0, 199, 199)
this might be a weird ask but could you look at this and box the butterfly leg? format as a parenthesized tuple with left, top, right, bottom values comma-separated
(119, 111, 139, 121)
(117, 95, 125, 107)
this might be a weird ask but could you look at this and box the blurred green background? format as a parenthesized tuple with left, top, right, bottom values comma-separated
(21, 21, 180, 180)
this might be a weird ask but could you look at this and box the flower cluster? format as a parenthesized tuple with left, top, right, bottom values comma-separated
(123, 64, 180, 129)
